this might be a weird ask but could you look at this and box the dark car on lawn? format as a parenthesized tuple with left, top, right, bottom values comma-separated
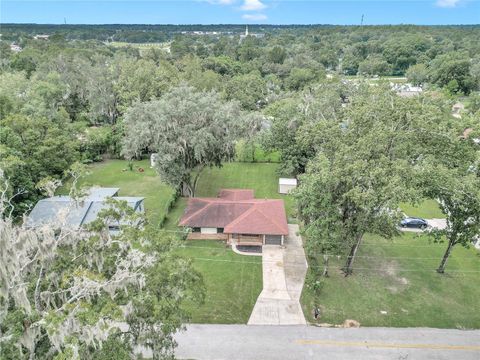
(400, 217, 429, 229)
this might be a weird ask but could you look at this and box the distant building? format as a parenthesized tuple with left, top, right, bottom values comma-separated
(392, 83, 423, 97)
(27, 187, 144, 232)
(34, 34, 49, 40)
(10, 43, 22, 52)
(240, 25, 265, 41)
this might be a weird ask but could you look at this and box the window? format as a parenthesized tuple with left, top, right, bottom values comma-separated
(192, 227, 201, 233)
(218, 228, 224, 233)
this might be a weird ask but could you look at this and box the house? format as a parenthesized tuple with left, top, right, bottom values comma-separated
(278, 178, 297, 194)
(10, 43, 22, 52)
(27, 187, 144, 231)
(179, 189, 288, 246)
(33, 34, 50, 40)
(392, 83, 423, 97)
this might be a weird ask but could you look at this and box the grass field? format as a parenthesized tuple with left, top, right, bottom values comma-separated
(60, 159, 174, 226)
(301, 232, 480, 329)
(400, 199, 445, 219)
(175, 240, 262, 324)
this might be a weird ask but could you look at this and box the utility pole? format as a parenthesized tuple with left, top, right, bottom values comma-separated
(64, 17, 67, 25)
(360, 14, 364, 26)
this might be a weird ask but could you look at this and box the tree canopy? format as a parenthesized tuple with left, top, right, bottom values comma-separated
(121, 84, 243, 196)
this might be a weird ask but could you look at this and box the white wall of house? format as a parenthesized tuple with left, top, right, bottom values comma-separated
(201, 227, 218, 234)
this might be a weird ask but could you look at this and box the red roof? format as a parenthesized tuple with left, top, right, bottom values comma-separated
(179, 189, 288, 236)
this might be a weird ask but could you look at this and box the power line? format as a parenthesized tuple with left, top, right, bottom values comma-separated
(187, 256, 480, 274)
(176, 245, 480, 261)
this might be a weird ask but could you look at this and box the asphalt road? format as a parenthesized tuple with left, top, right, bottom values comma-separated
(174, 325, 480, 360)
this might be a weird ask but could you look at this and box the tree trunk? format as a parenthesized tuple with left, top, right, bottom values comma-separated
(437, 240, 454, 274)
(34, 265, 45, 312)
(343, 234, 363, 276)
(322, 254, 329, 277)
(181, 182, 193, 197)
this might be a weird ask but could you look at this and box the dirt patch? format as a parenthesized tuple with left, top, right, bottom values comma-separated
(317, 319, 361, 328)
(381, 261, 409, 293)
(386, 286, 398, 293)
(343, 319, 360, 328)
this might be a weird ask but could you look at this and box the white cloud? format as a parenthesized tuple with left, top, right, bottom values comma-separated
(435, 0, 461, 8)
(242, 13, 267, 21)
(240, 0, 267, 11)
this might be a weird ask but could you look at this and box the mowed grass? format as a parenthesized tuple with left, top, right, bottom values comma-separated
(400, 199, 445, 219)
(175, 240, 262, 324)
(60, 159, 174, 226)
(301, 232, 480, 328)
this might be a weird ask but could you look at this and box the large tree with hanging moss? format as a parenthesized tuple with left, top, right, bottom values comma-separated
(121, 84, 244, 197)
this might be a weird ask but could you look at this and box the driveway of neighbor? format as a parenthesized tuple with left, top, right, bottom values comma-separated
(248, 224, 308, 325)
(400, 218, 447, 233)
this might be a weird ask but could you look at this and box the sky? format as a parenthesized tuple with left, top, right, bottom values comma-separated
(1, 0, 479, 25)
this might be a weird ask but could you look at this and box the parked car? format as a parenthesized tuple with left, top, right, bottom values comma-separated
(400, 217, 428, 229)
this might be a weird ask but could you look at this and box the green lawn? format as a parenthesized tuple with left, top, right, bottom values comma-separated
(175, 240, 262, 324)
(60, 159, 175, 227)
(400, 199, 445, 219)
(301, 232, 480, 329)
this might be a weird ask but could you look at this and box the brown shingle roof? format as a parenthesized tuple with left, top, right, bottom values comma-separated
(179, 189, 288, 236)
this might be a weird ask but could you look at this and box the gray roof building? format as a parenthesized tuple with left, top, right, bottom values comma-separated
(27, 188, 144, 229)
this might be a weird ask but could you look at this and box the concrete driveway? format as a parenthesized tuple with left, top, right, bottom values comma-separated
(248, 224, 307, 325)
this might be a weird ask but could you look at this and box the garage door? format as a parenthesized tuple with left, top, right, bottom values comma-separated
(265, 235, 282, 245)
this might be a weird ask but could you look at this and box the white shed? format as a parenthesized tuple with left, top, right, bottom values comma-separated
(278, 178, 297, 194)
(150, 153, 159, 167)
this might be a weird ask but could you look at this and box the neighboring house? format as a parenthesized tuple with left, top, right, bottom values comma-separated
(179, 189, 288, 246)
(10, 43, 22, 52)
(27, 187, 144, 232)
(278, 178, 297, 194)
(33, 34, 49, 40)
(392, 83, 423, 97)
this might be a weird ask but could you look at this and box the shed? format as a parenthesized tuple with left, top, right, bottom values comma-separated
(278, 178, 297, 194)
(150, 153, 159, 167)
